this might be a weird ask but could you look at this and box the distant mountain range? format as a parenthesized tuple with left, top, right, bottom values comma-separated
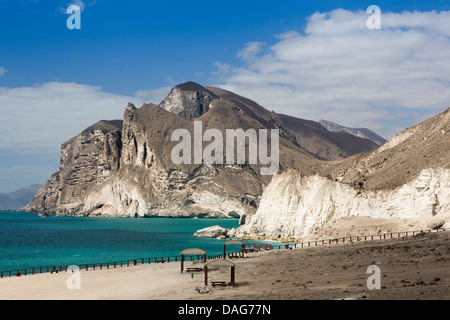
(0, 185, 42, 210)
(319, 120, 387, 146)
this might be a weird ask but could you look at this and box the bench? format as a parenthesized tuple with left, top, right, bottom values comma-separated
(186, 267, 203, 272)
(155, 258, 165, 263)
(211, 281, 228, 287)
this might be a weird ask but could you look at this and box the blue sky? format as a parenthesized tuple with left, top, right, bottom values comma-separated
(1, 0, 450, 192)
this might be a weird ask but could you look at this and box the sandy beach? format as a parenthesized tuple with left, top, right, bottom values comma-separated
(0, 230, 448, 300)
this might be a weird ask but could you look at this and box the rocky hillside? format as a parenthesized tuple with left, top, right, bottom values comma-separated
(26, 82, 379, 218)
(236, 108, 450, 240)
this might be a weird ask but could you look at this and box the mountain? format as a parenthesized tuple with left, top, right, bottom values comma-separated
(319, 119, 387, 146)
(0, 185, 42, 210)
(25, 82, 380, 218)
(236, 108, 450, 240)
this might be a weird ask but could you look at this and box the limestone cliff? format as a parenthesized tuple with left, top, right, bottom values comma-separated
(236, 168, 449, 240)
(236, 108, 450, 239)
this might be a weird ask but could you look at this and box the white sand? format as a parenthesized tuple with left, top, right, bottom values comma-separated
(0, 262, 205, 300)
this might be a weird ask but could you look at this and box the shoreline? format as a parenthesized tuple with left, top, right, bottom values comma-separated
(1, 230, 448, 300)
(1, 225, 446, 278)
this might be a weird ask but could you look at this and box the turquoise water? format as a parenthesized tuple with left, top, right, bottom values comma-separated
(0, 211, 253, 272)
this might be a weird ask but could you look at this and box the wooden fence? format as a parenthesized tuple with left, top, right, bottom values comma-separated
(0, 228, 446, 279)
(0, 250, 244, 279)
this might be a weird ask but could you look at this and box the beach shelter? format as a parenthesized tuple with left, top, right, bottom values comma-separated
(223, 240, 245, 259)
(180, 248, 207, 273)
(203, 259, 236, 287)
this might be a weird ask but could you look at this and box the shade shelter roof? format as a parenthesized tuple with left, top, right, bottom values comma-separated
(223, 240, 245, 246)
(180, 248, 207, 256)
(204, 259, 236, 268)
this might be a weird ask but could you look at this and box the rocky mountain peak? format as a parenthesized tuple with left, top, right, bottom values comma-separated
(319, 120, 387, 146)
(159, 82, 218, 120)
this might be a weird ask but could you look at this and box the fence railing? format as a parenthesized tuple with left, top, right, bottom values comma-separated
(0, 250, 245, 279)
(1, 228, 446, 279)
(291, 228, 447, 249)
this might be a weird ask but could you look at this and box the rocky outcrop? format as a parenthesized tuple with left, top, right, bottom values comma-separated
(194, 225, 230, 238)
(160, 82, 218, 120)
(26, 120, 123, 216)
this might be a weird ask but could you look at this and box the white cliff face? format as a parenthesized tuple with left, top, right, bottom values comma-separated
(83, 179, 149, 218)
(160, 87, 185, 115)
(236, 168, 450, 240)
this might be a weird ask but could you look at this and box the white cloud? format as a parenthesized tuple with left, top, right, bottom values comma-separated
(68, 0, 85, 11)
(237, 42, 266, 63)
(58, 0, 88, 14)
(165, 75, 176, 85)
(211, 62, 232, 82)
(0, 67, 6, 76)
(0, 82, 134, 156)
(212, 9, 450, 139)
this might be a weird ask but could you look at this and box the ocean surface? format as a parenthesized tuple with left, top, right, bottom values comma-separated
(0, 211, 259, 272)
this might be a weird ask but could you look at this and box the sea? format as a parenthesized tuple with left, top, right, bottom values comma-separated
(0, 210, 262, 272)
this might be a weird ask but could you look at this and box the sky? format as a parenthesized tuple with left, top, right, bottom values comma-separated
(1, 0, 450, 193)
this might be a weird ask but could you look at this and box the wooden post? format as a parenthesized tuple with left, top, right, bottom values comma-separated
(223, 244, 226, 259)
(231, 266, 235, 287)
(181, 255, 184, 273)
(204, 266, 208, 286)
